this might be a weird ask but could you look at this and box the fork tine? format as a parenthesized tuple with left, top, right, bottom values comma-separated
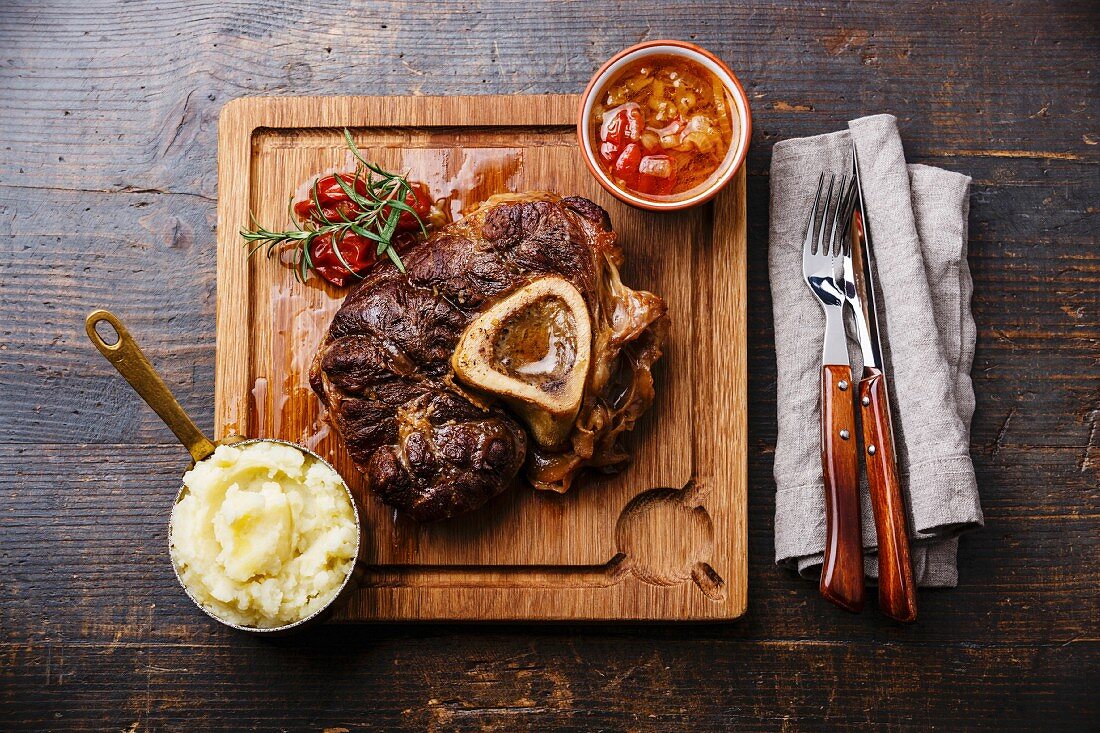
(816, 174, 835, 256)
(838, 175, 858, 255)
(804, 172, 826, 254)
(827, 174, 849, 256)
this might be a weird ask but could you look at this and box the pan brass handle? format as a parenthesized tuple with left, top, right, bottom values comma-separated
(85, 309, 216, 464)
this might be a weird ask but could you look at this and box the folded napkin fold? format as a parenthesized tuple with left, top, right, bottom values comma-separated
(769, 114, 983, 587)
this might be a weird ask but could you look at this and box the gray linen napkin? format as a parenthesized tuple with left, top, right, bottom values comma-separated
(768, 114, 984, 587)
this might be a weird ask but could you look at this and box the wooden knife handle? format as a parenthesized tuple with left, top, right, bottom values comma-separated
(859, 369, 917, 622)
(819, 364, 865, 613)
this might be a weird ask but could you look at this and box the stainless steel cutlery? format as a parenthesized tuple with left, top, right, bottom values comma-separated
(800, 148, 917, 621)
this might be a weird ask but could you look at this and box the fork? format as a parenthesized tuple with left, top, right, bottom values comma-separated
(802, 172, 864, 613)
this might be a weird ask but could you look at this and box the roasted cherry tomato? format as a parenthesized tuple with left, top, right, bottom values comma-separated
(293, 173, 366, 222)
(307, 230, 374, 287)
(386, 181, 432, 232)
(307, 230, 420, 287)
(293, 175, 432, 286)
(294, 176, 431, 234)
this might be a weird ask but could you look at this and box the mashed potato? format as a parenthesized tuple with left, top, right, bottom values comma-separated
(169, 441, 357, 628)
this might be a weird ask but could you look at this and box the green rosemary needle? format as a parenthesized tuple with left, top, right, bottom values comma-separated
(241, 128, 427, 282)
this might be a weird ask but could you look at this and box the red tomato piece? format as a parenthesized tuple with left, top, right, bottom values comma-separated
(293, 175, 431, 285)
(613, 143, 643, 187)
(381, 182, 432, 232)
(293, 173, 368, 222)
(638, 154, 673, 178)
(634, 173, 676, 196)
(308, 230, 374, 287)
(634, 155, 677, 196)
(599, 141, 621, 164)
(601, 108, 628, 145)
(294, 175, 430, 233)
(407, 182, 433, 229)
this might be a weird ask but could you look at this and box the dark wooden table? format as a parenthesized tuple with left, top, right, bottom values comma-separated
(2, 1, 1097, 730)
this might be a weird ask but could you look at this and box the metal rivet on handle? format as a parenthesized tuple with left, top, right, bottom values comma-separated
(862, 396, 871, 406)
(838, 380, 849, 391)
(868, 445, 877, 455)
(840, 430, 850, 440)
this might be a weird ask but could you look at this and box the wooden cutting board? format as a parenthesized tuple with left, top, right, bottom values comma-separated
(215, 95, 747, 621)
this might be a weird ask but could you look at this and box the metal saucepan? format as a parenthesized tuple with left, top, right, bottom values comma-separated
(85, 308, 364, 634)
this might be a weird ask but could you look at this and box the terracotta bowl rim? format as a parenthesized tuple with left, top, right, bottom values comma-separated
(577, 40, 752, 212)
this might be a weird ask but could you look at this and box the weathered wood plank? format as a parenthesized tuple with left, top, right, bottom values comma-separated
(1, 635, 1095, 732)
(2, 155, 1096, 445)
(2, 445, 1096, 646)
(1, 0, 1097, 729)
(0, 1, 1095, 197)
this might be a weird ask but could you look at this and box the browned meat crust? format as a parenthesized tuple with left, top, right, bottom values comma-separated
(311, 193, 666, 521)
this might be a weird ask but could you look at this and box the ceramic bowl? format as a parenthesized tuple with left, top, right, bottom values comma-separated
(578, 40, 752, 211)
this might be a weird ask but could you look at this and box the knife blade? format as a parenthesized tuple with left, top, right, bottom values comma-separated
(848, 151, 884, 373)
(845, 146, 917, 622)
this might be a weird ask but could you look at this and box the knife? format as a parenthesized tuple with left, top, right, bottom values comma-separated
(844, 147, 918, 622)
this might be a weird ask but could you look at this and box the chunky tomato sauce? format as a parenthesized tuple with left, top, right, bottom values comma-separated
(592, 54, 736, 199)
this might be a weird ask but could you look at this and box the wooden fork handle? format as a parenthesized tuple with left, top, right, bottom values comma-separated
(859, 369, 917, 622)
(819, 364, 865, 613)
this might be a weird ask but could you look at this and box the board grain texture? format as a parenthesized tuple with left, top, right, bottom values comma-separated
(1, 0, 1097, 730)
(214, 94, 747, 620)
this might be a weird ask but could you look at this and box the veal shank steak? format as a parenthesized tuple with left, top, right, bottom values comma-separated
(310, 193, 667, 522)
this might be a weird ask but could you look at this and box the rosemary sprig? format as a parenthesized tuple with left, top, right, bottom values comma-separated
(241, 128, 427, 281)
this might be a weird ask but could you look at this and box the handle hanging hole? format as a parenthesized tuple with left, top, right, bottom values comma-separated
(92, 318, 120, 347)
